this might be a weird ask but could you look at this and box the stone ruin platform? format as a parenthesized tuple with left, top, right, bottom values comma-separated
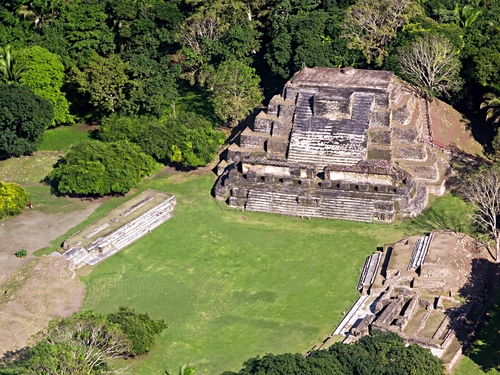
(214, 67, 451, 223)
(331, 231, 494, 372)
(59, 190, 176, 268)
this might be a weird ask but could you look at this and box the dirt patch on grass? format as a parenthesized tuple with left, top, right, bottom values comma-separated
(0, 201, 101, 278)
(0, 256, 85, 357)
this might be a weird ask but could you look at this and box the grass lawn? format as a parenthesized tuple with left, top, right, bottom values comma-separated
(39, 123, 93, 151)
(79, 170, 472, 375)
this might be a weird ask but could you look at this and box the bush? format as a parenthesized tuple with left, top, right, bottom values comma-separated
(0, 181, 30, 220)
(15, 249, 27, 258)
(99, 113, 225, 168)
(0, 84, 53, 158)
(48, 140, 159, 196)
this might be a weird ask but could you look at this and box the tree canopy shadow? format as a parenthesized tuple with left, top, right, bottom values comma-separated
(0, 346, 31, 374)
(449, 257, 500, 372)
(403, 206, 473, 235)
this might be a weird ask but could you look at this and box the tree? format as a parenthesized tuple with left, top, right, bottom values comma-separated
(29, 311, 131, 374)
(15, 308, 166, 374)
(342, 0, 420, 65)
(456, 4, 482, 29)
(22, 342, 91, 375)
(222, 331, 443, 375)
(18, 46, 74, 126)
(0, 84, 53, 158)
(460, 166, 500, 262)
(0, 181, 30, 220)
(140, 113, 225, 167)
(123, 56, 180, 117)
(71, 54, 130, 115)
(396, 34, 462, 99)
(48, 140, 159, 196)
(208, 59, 263, 126)
(480, 85, 500, 124)
(107, 307, 167, 356)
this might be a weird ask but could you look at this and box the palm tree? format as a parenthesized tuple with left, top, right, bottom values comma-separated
(0, 46, 25, 83)
(480, 84, 500, 123)
(457, 4, 482, 28)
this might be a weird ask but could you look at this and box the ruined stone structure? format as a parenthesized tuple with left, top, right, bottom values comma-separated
(333, 231, 491, 372)
(60, 191, 176, 268)
(214, 67, 450, 222)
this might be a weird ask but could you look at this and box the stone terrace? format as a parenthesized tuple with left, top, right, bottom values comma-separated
(59, 190, 176, 268)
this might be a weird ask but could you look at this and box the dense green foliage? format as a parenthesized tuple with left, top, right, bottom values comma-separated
(0, 84, 53, 158)
(99, 113, 225, 167)
(10, 309, 166, 374)
(0, 181, 29, 220)
(208, 59, 263, 126)
(222, 331, 443, 375)
(18, 46, 74, 126)
(48, 141, 159, 196)
(107, 307, 167, 356)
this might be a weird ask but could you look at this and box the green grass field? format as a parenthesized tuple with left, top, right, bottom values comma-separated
(2, 145, 491, 374)
(77, 171, 471, 375)
(39, 123, 93, 151)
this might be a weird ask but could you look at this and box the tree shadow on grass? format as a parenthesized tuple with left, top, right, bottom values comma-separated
(403, 206, 474, 236)
(0, 346, 31, 374)
(451, 258, 500, 373)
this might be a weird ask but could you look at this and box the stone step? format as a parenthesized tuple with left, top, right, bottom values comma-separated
(113, 212, 171, 250)
(244, 190, 388, 222)
(358, 252, 383, 290)
(93, 207, 172, 251)
(85, 246, 121, 266)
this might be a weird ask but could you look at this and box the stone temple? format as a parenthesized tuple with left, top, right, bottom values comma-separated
(214, 67, 450, 222)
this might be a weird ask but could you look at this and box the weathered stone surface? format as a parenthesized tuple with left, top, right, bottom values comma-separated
(253, 112, 273, 133)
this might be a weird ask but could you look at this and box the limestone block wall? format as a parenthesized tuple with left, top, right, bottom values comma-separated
(253, 113, 273, 133)
(271, 119, 292, 137)
(239, 129, 268, 149)
(242, 163, 291, 177)
(267, 138, 289, 155)
(369, 129, 392, 145)
(313, 91, 354, 120)
(327, 171, 393, 186)
(370, 111, 391, 127)
(278, 103, 296, 120)
(393, 144, 427, 161)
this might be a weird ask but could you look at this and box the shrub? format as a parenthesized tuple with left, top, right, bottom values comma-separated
(0, 84, 53, 157)
(15, 249, 27, 258)
(106, 307, 167, 356)
(99, 113, 225, 168)
(98, 114, 147, 143)
(138, 112, 225, 167)
(0, 181, 30, 220)
(99, 112, 225, 167)
(48, 140, 159, 196)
